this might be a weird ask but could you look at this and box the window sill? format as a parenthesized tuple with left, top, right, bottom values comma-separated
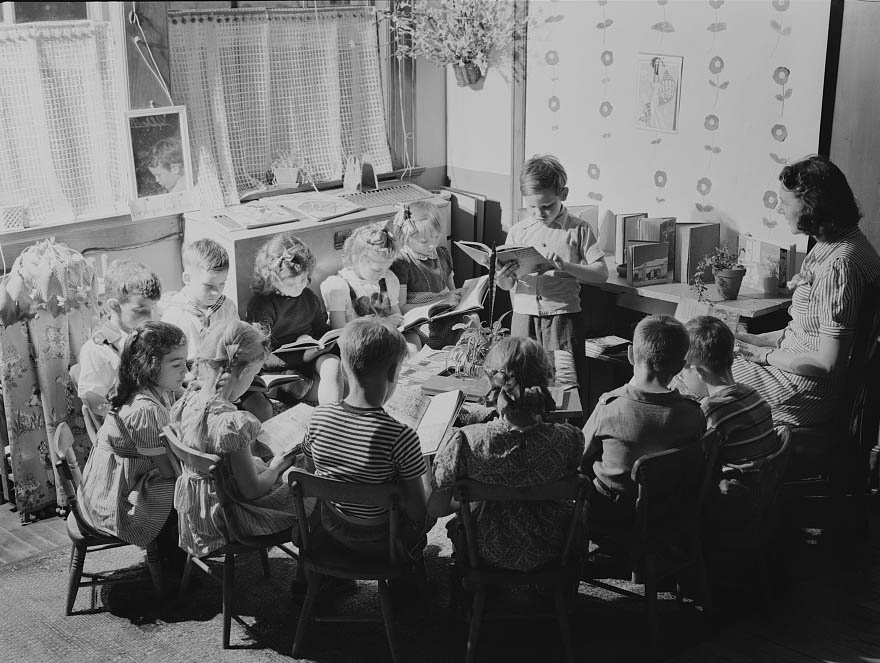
(240, 166, 427, 202)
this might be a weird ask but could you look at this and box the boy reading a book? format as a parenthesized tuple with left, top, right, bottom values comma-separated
(496, 154, 608, 399)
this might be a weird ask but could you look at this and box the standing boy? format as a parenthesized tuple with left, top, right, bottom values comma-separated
(77, 260, 161, 416)
(496, 154, 608, 397)
(162, 238, 239, 362)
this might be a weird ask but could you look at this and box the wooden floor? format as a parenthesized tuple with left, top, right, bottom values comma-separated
(0, 501, 69, 566)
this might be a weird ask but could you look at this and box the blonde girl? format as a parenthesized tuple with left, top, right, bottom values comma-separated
(172, 320, 304, 557)
(247, 232, 342, 405)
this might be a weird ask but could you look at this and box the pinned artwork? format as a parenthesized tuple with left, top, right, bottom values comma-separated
(635, 53, 683, 133)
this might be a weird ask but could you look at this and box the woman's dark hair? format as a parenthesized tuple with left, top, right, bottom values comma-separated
(779, 155, 861, 241)
(109, 321, 187, 411)
(482, 337, 556, 421)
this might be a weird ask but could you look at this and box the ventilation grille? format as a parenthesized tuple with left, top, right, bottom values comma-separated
(340, 183, 434, 208)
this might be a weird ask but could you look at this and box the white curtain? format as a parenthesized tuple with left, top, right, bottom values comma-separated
(169, 7, 393, 209)
(0, 21, 127, 226)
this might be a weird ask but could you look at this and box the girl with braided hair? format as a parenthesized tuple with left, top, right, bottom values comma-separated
(428, 336, 585, 572)
(171, 319, 307, 556)
(78, 321, 187, 576)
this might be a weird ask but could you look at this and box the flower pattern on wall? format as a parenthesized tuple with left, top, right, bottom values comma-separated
(764, 0, 792, 230)
(588, 0, 616, 203)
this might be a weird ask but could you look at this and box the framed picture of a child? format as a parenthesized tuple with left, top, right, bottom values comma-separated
(125, 106, 195, 218)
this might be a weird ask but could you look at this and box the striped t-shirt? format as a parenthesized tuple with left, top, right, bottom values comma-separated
(701, 383, 778, 465)
(303, 401, 426, 519)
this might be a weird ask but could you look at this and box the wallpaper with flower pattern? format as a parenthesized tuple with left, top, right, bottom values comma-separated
(525, 0, 830, 249)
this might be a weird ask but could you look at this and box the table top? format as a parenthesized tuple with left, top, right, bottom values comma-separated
(591, 255, 792, 319)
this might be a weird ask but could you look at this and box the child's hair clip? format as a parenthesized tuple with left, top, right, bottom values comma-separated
(224, 342, 240, 363)
(402, 204, 419, 234)
(278, 247, 304, 274)
(366, 228, 394, 249)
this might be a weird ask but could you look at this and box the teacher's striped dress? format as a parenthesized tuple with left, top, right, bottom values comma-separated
(732, 227, 880, 427)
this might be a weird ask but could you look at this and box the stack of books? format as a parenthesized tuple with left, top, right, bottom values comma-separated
(584, 335, 631, 356)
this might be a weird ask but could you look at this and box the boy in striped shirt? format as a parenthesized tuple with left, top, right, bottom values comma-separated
(681, 315, 780, 467)
(303, 317, 430, 558)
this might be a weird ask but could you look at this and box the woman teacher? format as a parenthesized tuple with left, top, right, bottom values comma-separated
(734, 155, 880, 427)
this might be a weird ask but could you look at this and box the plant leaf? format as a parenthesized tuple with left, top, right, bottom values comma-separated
(707, 21, 728, 32)
(784, 88, 793, 98)
(604, 18, 614, 27)
(703, 205, 714, 212)
(709, 79, 717, 88)
(655, 196, 665, 203)
(602, 132, 612, 138)
(775, 93, 784, 101)
(545, 14, 565, 23)
(650, 138, 662, 145)
(719, 81, 730, 89)
(652, 20, 675, 33)
(781, 26, 792, 36)
(712, 146, 722, 154)
(596, 21, 607, 29)
(601, 77, 611, 84)
(763, 216, 778, 228)
(770, 19, 782, 33)
(587, 192, 604, 201)
(695, 202, 704, 212)
(769, 152, 788, 164)
(704, 145, 714, 152)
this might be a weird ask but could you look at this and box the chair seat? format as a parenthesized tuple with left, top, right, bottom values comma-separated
(460, 558, 574, 587)
(66, 512, 127, 548)
(300, 528, 406, 580)
(207, 529, 296, 556)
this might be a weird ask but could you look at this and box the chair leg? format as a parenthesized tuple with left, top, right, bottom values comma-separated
(145, 542, 163, 597)
(643, 554, 659, 655)
(66, 543, 87, 616)
(292, 572, 322, 658)
(222, 553, 235, 649)
(554, 585, 576, 663)
(465, 587, 488, 663)
(179, 554, 194, 597)
(377, 579, 400, 663)
(259, 548, 271, 578)
(693, 541, 713, 619)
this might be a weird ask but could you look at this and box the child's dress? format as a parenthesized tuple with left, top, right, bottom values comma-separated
(77, 391, 176, 547)
(171, 391, 301, 556)
(320, 267, 402, 322)
(392, 246, 459, 349)
(247, 288, 331, 371)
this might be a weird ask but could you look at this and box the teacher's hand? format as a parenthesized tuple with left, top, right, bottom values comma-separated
(737, 341, 771, 366)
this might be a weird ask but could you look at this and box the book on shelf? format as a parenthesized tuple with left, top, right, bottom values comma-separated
(627, 241, 671, 286)
(454, 241, 555, 277)
(623, 216, 677, 274)
(675, 222, 720, 284)
(398, 275, 490, 332)
(737, 235, 796, 294)
(271, 328, 342, 358)
(584, 335, 631, 355)
(614, 212, 647, 264)
(254, 402, 314, 458)
(384, 388, 466, 456)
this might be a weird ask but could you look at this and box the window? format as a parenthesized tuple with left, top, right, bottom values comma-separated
(2, 2, 88, 23)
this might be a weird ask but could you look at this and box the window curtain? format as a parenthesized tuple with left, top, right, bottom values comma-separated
(0, 21, 127, 226)
(168, 7, 393, 208)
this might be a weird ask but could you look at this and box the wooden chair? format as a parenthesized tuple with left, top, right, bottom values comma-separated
(452, 474, 590, 663)
(68, 364, 101, 445)
(55, 422, 164, 615)
(782, 283, 880, 532)
(582, 430, 719, 652)
(288, 468, 426, 663)
(161, 424, 299, 649)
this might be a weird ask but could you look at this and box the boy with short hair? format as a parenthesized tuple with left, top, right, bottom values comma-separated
(581, 315, 706, 519)
(303, 317, 430, 557)
(162, 238, 239, 362)
(147, 137, 186, 194)
(77, 260, 161, 415)
(495, 154, 609, 397)
(682, 315, 779, 466)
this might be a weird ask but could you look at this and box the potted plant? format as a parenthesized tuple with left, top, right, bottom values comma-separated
(691, 243, 747, 301)
(446, 312, 511, 378)
(760, 256, 780, 295)
(388, 0, 525, 87)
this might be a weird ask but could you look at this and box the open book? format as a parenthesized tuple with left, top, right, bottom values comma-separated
(250, 372, 312, 393)
(272, 328, 342, 358)
(384, 388, 466, 456)
(454, 241, 555, 277)
(398, 275, 490, 332)
(269, 192, 364, 222)
(254, 402, 314, 458)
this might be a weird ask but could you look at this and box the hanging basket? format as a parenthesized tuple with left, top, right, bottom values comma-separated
(453, 62, 483, 87)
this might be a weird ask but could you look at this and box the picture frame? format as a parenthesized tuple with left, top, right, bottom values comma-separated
(635, 53, 683, 133)
(124, 106, 195, 219)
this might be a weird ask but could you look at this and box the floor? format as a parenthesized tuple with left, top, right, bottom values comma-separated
(0, 501, 69, 565)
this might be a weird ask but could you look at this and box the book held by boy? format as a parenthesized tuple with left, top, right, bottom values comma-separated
(255, 402, 314, 458)
(675, 222, 720, 284)
(398, 275, 490, 332)
(454, 240, 554, 277)
(737, 235, 795, 295)
(271, 328, 342, 358)
(627, 241, 670, 286)
(384, 388, 466, 455)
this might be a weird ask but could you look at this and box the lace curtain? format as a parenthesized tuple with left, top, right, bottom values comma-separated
(0, 21, 127, 226)
(168, 7, 393, 209)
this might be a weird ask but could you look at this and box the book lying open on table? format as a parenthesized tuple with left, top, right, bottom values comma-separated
(398, 275, 490, 332)
(384, 388, 466, 456)
(271, 328, 342, 359)
(454, 241, 555, 277)
(254, 402, 314, 458)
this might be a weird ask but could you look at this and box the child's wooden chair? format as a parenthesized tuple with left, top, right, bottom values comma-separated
(68, 363, 102, 445)
(452, 474, 591, 663)
(582, 429, 719, 654)
(287, 468, 427, 663)
(161, 424, 299, 649)
(55, 422, 164, 615)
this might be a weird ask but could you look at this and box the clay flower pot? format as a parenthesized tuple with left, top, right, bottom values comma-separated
(715, 267, 746, 300)
(453, 62, 482, 87)
(761, 275, 780, 295)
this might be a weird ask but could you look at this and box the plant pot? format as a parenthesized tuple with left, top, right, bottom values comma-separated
(714, 268, 746, 300)
(761, 275, 780, 295)
(453, 62, 482, 87)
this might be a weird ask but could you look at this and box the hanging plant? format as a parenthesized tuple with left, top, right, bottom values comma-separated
(388, 0, 527, 86)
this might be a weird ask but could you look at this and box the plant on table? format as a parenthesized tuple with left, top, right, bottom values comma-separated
(446, 311, 511, 378)
(691, 243, 746, 302)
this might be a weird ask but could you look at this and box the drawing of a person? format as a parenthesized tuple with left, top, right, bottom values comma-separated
(640, 56, 678, 131)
